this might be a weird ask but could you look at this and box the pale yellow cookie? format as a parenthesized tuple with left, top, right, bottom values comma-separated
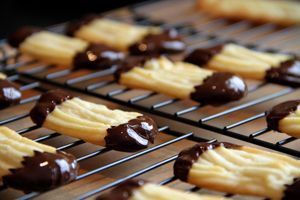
(0, 126, 55, 177)
(70, 18, 161, 50)
(99, 179, 230, 200)
(118, 56, 247, 105)
(30, 89, 158, 152)
(198, 0, 300, 26)
(0, 126, 78, 192)
(120, 57, 213, 99)
(20, 31, 87, 66)
(0, 73, 6, 80)
(266, 100, 300, 138)
(174, 142, 300, 200)
(185, 43, 291, 80)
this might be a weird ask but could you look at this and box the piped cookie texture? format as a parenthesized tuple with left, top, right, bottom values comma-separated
(66, 16, 185, 54)
(118, 56, 247, 105)
(97, 179, 230, 200)
(266, 100, 300, 138)
(0, 74, 22, 108)
(0, 126, 78, 192)
(184, 43, 298, 85)
(30, 89, 158, 152)
(197, 0, 300, 26)
(8, 27, 124, 69)
(174, 142, 300, 200)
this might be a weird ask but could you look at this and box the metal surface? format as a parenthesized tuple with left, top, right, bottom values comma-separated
(0, 0, 299, 199)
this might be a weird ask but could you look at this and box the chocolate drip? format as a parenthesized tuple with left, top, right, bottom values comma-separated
(266, 100, 300, 132)
(73, 43, 125, 70)
(65, 14, 101, 36)
(114, 56, 150, 81)
(129, 29, 186, 55)
(265, 58, 300, 87)
(105, 115, 158, 152)
(0, 79, 22, 108)
(30, 89, 73, 126)
(184, 44, 224, 66)
(283, 178, 300, 200)
(97, 179, 147, 200)
(190, 72, 247, 105)
(8, 26, 41, 47)
(174, 142, 241, 181)
(3, 150, 78, 192)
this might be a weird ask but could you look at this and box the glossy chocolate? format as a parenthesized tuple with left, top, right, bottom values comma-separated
(0, 79, 22, 108)
(97, 179, 147, 200)
(8, 26, 41, 47)
(115, 56, 150, 80)
(173, 142, 241, 181)
(3, 150, 78, 192)
(105, 115, 158, 152)
(190, 72, 247, 105)
(30, 89, 73, 126)
(184, 44, 224, 66)
(266, 100, 300, 132)
(283, 178, 300, 200)
(265, 58, 300, 87)
(129, 29, 186, 55)
(65, 14, 101, 36)
(73, 43, 125, 70)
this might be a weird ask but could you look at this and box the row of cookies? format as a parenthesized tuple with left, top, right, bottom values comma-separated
(7, 15, 299, 87)
(0, 88, 161, 192)
(97, 140, 300, 200)
(2, 119, 299, 199)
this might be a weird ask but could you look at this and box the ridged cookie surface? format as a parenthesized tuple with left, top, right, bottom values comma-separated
(119, 56, 247, 105)
(8, 27, 124, 69)
(185, 43, 291, 80)
(68, 18, 161, 51)
(0, 126, 78, 192)
(174, 142, 300, 200)
(97, 179, 229, 200)
(30, 89, 159, 152)
(198, 0, 300, 26)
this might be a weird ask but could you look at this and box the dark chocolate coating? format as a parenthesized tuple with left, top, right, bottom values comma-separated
(190, 72, 247, 105)
(184, 44, 224, 66)
(105, 115, 159, 152)
(30, 89, 73, 126)
(129, 29, 186, 55)
(173, 142, 241, 181)
(65, 14, 101, 36)
(8, 26, 42, 48)
(283, 178, 300, 200)
(96, 179, 147, 200)
(0, 79, 22, 108)
(73, 43, 125, 70)
(266, 100, 300, 132)
(3, 150, 78, 192)
(265, 58, 300, 87)
(114, 56, 150, 81)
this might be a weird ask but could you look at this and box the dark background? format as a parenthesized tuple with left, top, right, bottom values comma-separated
(0, 0, 148, 38)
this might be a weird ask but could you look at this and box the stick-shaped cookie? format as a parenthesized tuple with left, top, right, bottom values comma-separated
(0, 126, 78, 192)
(266, 100, 300, 138)
(66, 16, 185, 54)
(30, 89, 158, 152)
(0, 73, 22, 108)
(97, 179, 229, 200)
(184, 43, 299, 86)
(197, 0, 300, 26)
(8, 27, 125, 69)
(117, 56, 247, 105)
(174, 142, 300, 200)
